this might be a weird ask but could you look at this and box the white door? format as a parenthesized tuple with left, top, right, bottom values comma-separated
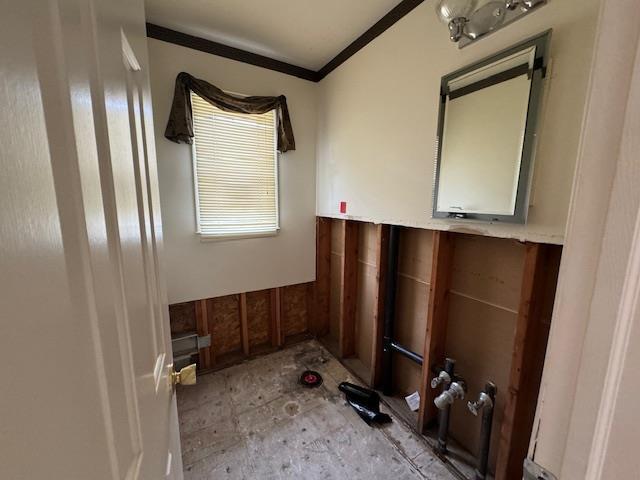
(0, 1, 182, 479)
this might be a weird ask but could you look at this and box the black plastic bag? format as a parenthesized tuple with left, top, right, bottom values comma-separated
(339, 382, 392, 426)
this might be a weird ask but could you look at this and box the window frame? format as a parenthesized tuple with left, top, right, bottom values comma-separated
(190, 94, 280, 241)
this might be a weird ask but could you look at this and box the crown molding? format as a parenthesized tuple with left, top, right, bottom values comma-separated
(316, 0, 425, 80)
(146, 23, 319, 81)
(146, 0, 426, 83)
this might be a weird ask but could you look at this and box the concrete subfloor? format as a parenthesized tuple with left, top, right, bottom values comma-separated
(177, 340, 457, 480)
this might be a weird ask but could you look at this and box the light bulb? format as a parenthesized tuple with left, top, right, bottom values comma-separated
(435, 0, 478, 24)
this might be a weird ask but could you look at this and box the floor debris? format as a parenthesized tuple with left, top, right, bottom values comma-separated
(405, 391, 421, 412)
(339, 382, 392, 426)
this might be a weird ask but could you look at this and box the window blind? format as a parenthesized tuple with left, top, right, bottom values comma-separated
(191, 92, 279, 237)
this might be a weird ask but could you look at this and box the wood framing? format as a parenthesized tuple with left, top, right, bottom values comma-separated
(370, 224, 390, 387)
(195, 299, 212, 370)
(270, 287, 283, 347)
(417, 231, 455, 432)
(315, 217, 332, 336)
(171, 221, 564, 477)
(169, 281, 315, 369)
(239, 293, 250, 356)
(495, 243, 556, 480)
(339, 220, 359, 358)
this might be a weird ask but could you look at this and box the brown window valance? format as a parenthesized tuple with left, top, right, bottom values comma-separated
(164, 72, 296, 152)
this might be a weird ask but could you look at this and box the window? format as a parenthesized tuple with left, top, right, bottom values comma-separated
(191, 92, 279, 238)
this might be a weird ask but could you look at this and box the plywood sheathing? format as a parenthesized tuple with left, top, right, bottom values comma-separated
(281, 283, 310, 338)
(394, 228, 434, 397)
(246, 289, 271, 349)
(315, 217, 562, 478)
(210, 295, 242, 356)
(168, 302, 196, 334)
(168, 282, 314, 373)
(446, 234, 526, 473)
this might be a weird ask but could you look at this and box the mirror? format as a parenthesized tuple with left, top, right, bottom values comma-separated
(433, 31, 550, 223)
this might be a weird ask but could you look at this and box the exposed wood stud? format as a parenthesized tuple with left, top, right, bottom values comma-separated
(340, 220, 359, 358)
(195, 299, 212, 370)
(278, 288, 285, 345)
(495, 243, 555, 480)
(370, 224, 390, 388)
(315, 217, 332, 336)
(170, 281, 320, 368)
(418, 231, 455, 432)
(270, 288, 283, 347)
(239, 293, 250, 356)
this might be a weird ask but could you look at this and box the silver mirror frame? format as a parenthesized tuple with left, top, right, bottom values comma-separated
(432, 30, 551, 224)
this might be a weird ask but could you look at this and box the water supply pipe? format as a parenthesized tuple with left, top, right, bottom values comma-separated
(468, 382, 497, 480)
(433, 358, 463, 454)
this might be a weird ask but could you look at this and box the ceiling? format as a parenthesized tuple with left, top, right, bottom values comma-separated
(144, 0, 402, 71)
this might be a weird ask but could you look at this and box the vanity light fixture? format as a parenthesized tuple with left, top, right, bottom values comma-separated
(435, 0, 478, 42)
(436, 0, 547, 48)
(505, 0, 545, 9)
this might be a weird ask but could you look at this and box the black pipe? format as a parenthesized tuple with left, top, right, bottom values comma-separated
(381, 225, 401, 396)
(436, 358, 456, 455)
(390, 341, 423, 365)
(475, 382, 497, 480)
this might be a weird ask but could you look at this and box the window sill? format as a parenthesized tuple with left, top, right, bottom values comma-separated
(198, 230, 279, 243)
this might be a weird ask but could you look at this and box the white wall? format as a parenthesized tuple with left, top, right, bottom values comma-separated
(316, 0, 601, 244)
(150, 0, 600, 303)
(149, 39, 317, 304)
(530, 1, 640, 476)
